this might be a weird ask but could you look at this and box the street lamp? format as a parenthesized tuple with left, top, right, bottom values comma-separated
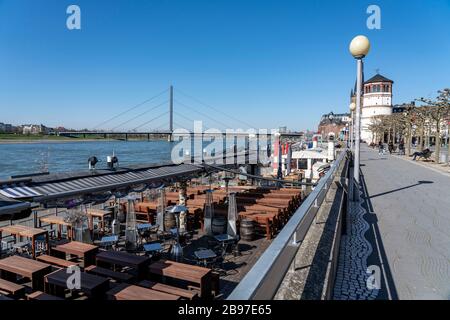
(349, 102, 356, 149)
(349, 35, 370, 201)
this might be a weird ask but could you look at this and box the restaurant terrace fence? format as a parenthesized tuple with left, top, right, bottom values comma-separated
(227, 149, 350, 300)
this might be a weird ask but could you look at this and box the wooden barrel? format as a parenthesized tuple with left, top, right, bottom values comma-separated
(164, 212, 176, 231)
(239, 218, 254, 241)
(212, 216, 227, 235)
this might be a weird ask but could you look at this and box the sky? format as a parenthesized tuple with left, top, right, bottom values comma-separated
(0, 0, 449, 132)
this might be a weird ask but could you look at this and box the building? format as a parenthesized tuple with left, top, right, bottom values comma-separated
(0, 123, 14, 133)
(318, 112, 351, 141)
(22, 124, 52, 135)
(351, 73, 394, 143)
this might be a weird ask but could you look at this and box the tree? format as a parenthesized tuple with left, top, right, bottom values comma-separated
(417, 89, 450, 163)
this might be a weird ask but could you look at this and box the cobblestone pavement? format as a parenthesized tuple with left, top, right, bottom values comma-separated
(334, 145, 450, 300)
(333, 189, 379, 300)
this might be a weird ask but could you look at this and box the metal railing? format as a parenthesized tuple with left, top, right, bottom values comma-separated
(227, 149, 350, 300)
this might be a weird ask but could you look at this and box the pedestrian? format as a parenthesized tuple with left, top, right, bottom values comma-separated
(399, 141, 405, 155)
(388, 141, 394, 154)
(378, 141, 384, 155)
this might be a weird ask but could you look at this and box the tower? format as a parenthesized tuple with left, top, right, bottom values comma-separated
(351, 74, 394, 143)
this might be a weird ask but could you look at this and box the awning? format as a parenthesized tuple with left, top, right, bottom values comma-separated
(0, 194, 31, 220)
(0, 163, 205, 202)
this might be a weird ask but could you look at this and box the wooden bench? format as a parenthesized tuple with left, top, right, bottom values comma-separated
(413, 149, 433, 161)
(138, 280, 198, 300)
(36, 255, 79, 268)
(148, 260, 212, 298)
(27, 290, 63, 300)
(85, 265, 134, 283)
(0, 279, 25, 298)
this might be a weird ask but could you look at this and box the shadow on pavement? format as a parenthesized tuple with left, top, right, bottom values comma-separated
(365, 180, 434, 199)
(360, 174, 399, 300)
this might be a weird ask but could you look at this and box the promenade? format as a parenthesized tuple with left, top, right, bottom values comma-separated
(334, 145, 450, 300)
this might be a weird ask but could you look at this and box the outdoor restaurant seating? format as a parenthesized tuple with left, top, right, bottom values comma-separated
(0, 185, 303, 300)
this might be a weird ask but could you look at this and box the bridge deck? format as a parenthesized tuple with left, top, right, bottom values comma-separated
(334, 145, 450, 300)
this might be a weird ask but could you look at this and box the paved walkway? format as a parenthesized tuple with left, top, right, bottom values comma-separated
(334, 145, 450, 300)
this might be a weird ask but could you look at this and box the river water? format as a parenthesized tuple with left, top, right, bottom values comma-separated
(0, 141, 173, 179)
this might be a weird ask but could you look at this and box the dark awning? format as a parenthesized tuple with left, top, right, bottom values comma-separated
(0, 163, 205, 202)
(0, 194, 31, 219)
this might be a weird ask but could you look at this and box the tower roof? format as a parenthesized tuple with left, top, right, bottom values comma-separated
(364, 74, 394, 84)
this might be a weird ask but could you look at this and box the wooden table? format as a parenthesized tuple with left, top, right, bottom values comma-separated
(96, 251, 151, 280)
(148, 260, 212, 298)
(0, 255, 52, 290)
(44, 269, 110, 299)
(86, 208, 112, 236)
(52, 241, 98, 267)
(39, 215, 74, 240)
(106, 283, 180, 300)
(0, 225, 49, 259)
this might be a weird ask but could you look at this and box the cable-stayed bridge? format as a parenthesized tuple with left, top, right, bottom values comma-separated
(58, 86, 304, 141)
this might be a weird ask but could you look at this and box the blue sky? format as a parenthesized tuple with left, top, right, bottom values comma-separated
(1, 0, 449, 131)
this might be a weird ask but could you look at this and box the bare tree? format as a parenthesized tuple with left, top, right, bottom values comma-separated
(417, 90, 449, 163)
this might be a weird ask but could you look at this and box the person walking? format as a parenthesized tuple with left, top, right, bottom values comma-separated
(378, 141, 385, 155)
(399, 140, 405, 155)
(388, 141, 394, 154)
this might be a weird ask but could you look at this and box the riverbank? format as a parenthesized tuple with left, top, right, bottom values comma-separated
(0, 138, 118, 144)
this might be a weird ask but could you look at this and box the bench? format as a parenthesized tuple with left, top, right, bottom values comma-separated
(27, 290, 63, 300)
(85, 265, 134, 283)
(421, 150, 433, 160)
(0, 278, 25, 298)
(36, 254, 79, 268)
(138, 280, 198, 300)
(413, 149, 433, 161)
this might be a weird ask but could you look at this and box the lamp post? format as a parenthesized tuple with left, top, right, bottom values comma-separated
(349, 102, 356, 149)
(349, 35, 370, 201)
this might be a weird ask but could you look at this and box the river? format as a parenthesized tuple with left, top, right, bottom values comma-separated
(0, 141, 173, 179)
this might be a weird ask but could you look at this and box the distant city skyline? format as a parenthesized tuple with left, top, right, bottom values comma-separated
(1, 0, 449, 131)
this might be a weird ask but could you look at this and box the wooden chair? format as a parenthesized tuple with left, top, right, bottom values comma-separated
(0, 279, 25, 298)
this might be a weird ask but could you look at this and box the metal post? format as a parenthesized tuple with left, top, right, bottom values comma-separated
(352, 58, 363, 201)
(277, 135, 283, 182)
(169, 85, 173, 133)
(350, 111, 354, 149)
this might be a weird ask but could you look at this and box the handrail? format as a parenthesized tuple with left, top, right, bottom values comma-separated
(227, 149, 349, 300)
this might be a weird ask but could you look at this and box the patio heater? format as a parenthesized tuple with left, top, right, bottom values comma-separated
(156, 187, 166, 232)
(203, 189, 214, 236)
(223, 171, 233, 203)
(227, 192, 238, 238)
(167, 205, 188, 262)
(125, 195, 138, 251)
(178, 181, 188, 233)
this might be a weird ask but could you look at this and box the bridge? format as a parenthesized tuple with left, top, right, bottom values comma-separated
(58, 86, 304, 141)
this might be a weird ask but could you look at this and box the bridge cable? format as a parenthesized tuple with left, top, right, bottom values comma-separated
(174, 99, 231, 130)
(111, 100, 168, 131)
(132, 111, 170, 131)
(93, 88, 169, 130)
(175, 88, 257, 129)
(173, 111, 212, 131)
